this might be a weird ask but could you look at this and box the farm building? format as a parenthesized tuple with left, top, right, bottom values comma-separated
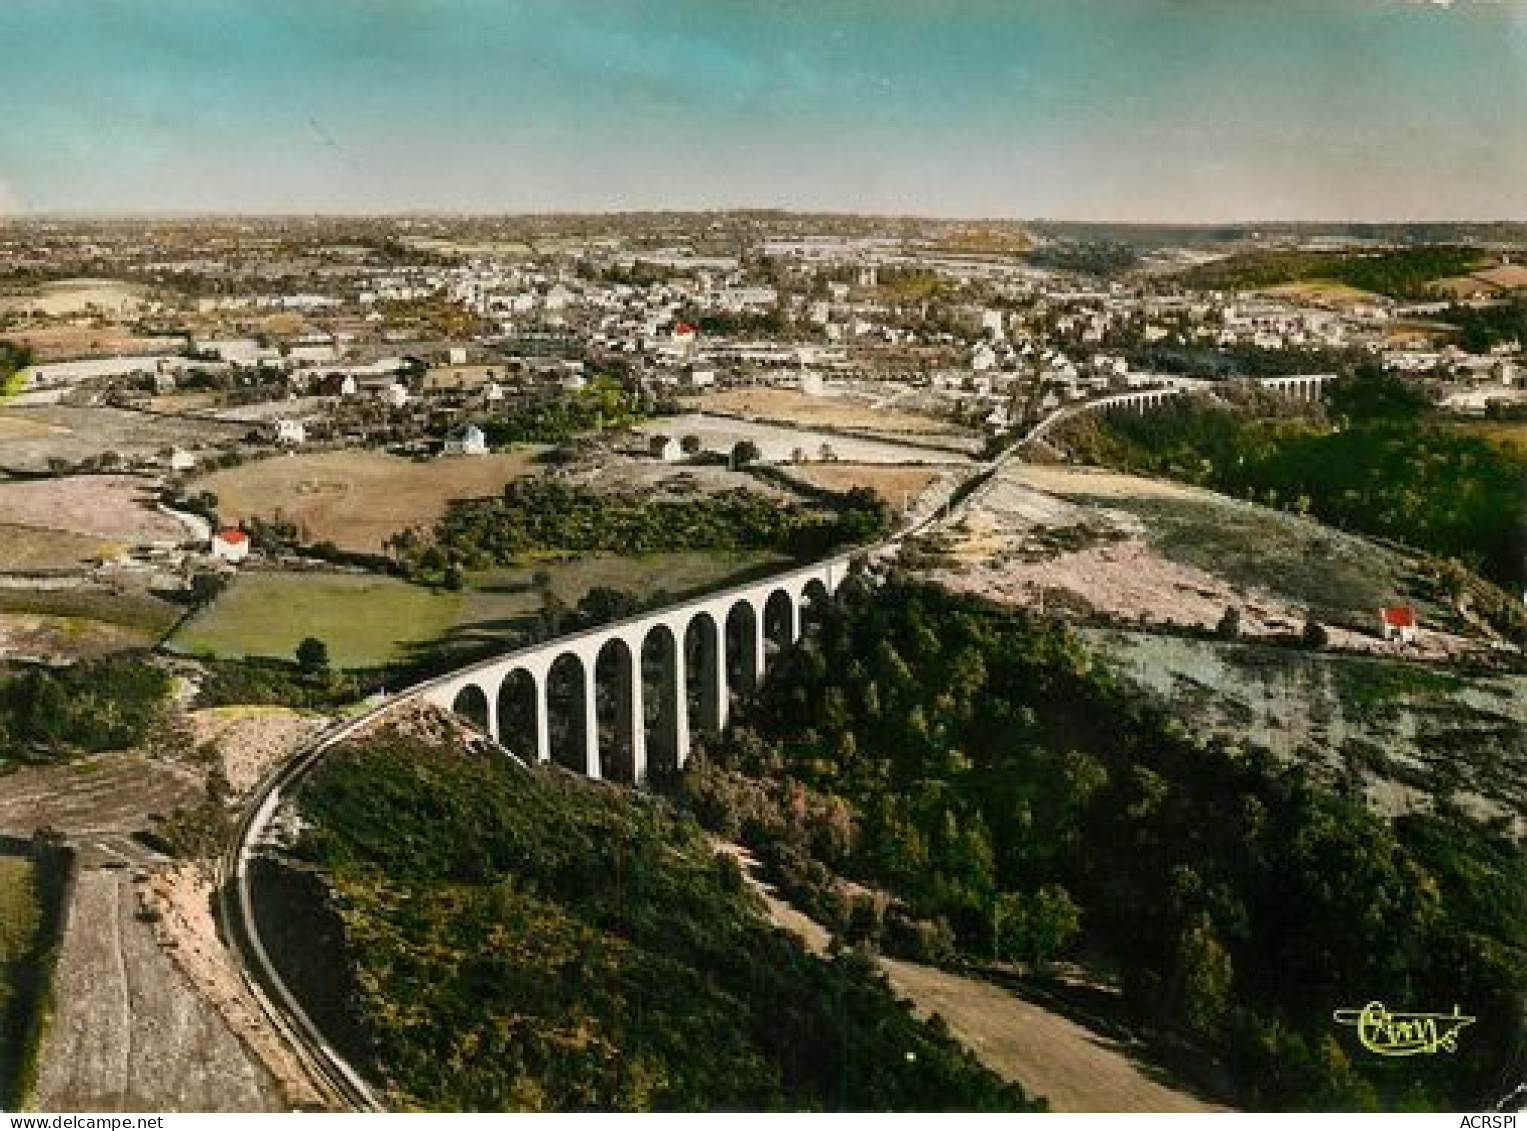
(273, 419, 307, 445)
(1378, 606, 1418, 644)
(443, 424, 489, 456)
(210, 528, 250, 564)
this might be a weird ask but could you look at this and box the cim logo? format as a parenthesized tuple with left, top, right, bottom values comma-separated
(1332, 1001, 1475, 1057)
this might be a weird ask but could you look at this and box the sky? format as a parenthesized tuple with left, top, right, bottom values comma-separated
(1, 0, 1524, 221)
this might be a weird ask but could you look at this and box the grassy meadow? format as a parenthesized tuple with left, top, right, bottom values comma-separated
(169, 551, 784, 670)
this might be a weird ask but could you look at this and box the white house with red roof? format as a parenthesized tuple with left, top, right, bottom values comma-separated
(1378, 605, 1417, 644)
(210, 528, 250, 564)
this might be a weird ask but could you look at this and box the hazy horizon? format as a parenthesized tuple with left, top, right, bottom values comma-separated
(3, 0, 1524, 222)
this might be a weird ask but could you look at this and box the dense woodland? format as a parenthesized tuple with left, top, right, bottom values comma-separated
(1437, 297, 1527, 352)
(0, 656, 172, 768)
(682, 579, 1525, 1111)
(295, 728, 1035, 1111)
(1122, 344, 1364, 379)
(478, 378, 649, 445)
(1180, 246, 1487, 299)
(388, 480, 888, 587)
(1056, 368, 1527, 601)
(1024, 241, 1141, 277)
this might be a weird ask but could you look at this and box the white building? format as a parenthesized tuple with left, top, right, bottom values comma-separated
(274, 419, 307, 445)
(210, 528, 250, 564)
(443, 424, 488, 456)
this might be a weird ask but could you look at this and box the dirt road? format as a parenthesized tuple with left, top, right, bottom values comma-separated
(879, 958, 1227, 1113)
(32, 868, 283, 1112)
(718, 843, 1226, 1113)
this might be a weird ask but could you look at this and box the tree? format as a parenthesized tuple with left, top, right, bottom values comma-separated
(1216, 606, 1243, 641)
(681, 434, 702, 455)
(189, 571, 229, 607)
(992, 885, 1081, 968)
(992, 891, 1026, 965)
(1301, 617, 1329, 649)
(1173, 914, 1234, 1039)
(576, 586, 639, 626)
(1026, 884, 1081, 967)
(731, 439, 762, 467)
(295, 636, 330, 675)
(1326, 364, 1432, 424)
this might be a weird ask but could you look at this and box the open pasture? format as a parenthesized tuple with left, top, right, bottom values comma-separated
(0, 405, 243, 473)
(0, 475, 185, 544)
(169, 550, 783, 670)
(688, 386, 965, 436)
(192, 448, 542, 553)
(779, 462, 946, 514)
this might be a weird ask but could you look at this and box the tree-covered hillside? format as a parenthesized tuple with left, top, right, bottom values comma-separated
(1180, 246, 1487, 298)
(683, 580, 1524, 1111)
(294, 726, 1035, 1112)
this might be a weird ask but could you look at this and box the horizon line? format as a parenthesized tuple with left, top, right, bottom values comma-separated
(3, 208, 1525, 227)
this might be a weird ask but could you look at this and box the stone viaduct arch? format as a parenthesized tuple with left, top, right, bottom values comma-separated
(425, 553, 855, 784)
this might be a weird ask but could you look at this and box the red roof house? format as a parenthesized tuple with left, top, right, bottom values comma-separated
(211, 527, 250, 564)
(1378, 605, 1417, 643)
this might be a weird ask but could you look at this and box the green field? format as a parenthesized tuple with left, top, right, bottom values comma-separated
(170, 572, 462, 669)
(170, 552, 785, 670)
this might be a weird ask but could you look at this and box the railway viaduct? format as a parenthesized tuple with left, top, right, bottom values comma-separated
(1025, 372, 1341, 446)
(416, 551, 858, 782)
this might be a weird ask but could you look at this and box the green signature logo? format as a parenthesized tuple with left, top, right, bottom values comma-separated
(1333, 1001, 1476, 1057)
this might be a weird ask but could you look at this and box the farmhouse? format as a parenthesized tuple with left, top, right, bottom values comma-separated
(1379, 605, 1418, 645)
(273, 419, 307, 445)
(443, 424, 488, 456)
(210, 528, 250, 564)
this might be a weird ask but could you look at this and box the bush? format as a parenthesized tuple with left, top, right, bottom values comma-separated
(0, 656, 173, 766)
(1216, 606, 1243, 641)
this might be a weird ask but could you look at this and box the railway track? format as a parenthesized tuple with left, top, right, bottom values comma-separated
(216, 710, 389, 1111)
